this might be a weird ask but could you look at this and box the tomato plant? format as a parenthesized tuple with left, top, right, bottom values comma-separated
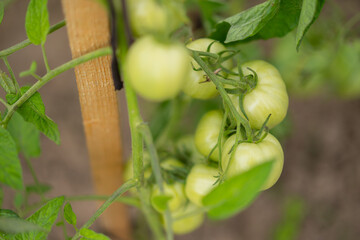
(183, 38, 232, 99)
(0, 0, 328, 239)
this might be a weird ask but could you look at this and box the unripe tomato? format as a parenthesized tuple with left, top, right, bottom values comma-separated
(151, 158, 187, 212)
(126, 36, 189, 101)
(151, 182, 187, 213)
(128, 0, 186, 37)
(170, 203, 204, 235)
(229, 60, 288, 129)
(185, 164, 218, 206)
(194, 110, 223, 161)
(184, 38, 232, 99)
(221, 133, 284, 190)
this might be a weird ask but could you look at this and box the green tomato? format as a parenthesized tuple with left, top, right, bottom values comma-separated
(184, 38, 233, 99)
(221, 133, 284, 190)
(185, 164, 218, 206)
(151, 181, 187, 213)
(126, 36, 189, 101)
(151, 158, 187, 212)
(128, 0, 186, 37)
(229, 60, 289, 129)
(194, 110, 223, 161)
(170, 203, 204, 235)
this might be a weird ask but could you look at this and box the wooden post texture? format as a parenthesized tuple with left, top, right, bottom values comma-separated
(61, 1, 131, 239)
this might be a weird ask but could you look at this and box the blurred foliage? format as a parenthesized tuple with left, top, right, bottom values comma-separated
(272, 197, 306, 240)
(270, 6, 360, 99)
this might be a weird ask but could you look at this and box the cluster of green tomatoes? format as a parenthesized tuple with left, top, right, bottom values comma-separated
(124, 0, 289, 235)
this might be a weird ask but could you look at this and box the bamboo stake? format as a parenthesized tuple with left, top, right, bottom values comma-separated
(61, 1, 131, 239)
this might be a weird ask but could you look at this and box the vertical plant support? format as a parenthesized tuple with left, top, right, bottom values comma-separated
(61, 0, 131, 239)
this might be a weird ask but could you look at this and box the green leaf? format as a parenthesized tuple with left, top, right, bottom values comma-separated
(150, 194, 172, 213)
(0, 126, 23, 190)
(249, 0, 303, 40)
(19, 62, 38, 78)
(210, 0, 280, 43)
(296, 0, 325, 50)
(6, 86, 60, 144)
(0, 209, 20, 218)
(0, 1, 4, 25)
(79, 228, 110, 240)
(63, 203, 77, 228)
(25, 0, 49, 45)
(0, 217, 44, 235)
(26, 184, 52, 195)
(14, 196, 65, 240)
(7, 112, 41, 159)
(203, 161, 274, 220)
(0, 70, 16, 94)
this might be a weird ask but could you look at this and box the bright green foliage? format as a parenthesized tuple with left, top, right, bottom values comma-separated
(296, 0, 325, 50)
(0, 2, 4, 25)
(211, 0, 324, 50)
(12, 196, 64, 240)
(0, 126, 23, 190)
(7, 112, 41, 159)
(0, 70, 16, 94)
(211, 0, 280, 43)
(250, 0, 302, 40)
(6, 86, 60, 144)
(25, 0, 49, 45)
(79, 228, 110, 240)
(64, 203, 77, 228)
(203, 161, 274, 220)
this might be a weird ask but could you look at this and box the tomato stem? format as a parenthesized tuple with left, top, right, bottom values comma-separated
(190, 49, 253, 141)
(71, 179, 138, 240)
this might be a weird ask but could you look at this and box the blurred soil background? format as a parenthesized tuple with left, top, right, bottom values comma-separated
(0, 0, 359, 239)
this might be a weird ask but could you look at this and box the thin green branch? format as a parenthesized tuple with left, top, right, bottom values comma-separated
(41, 44, 51, 72)
(71, 179, 137, 240)
(65, 194, 141, 208)
(0, 20, 66, 57)
(24, 157, 45, 201)
(138, 124, 174, 240)
(0, 98, 10, 109)
(1, 47, 112, 126)
(2, 57, 20, 92)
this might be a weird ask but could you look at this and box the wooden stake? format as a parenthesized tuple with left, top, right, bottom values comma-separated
(61, 1, 131, 239)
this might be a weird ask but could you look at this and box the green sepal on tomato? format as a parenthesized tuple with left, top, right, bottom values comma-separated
(228, 60, 289, 129)
(184, 38, 233, 99)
